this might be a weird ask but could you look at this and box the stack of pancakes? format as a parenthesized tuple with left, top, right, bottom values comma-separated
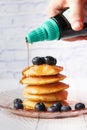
(20, 64, 69, 110)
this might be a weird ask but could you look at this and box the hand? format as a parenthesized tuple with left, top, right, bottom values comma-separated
(47, 0, 87, 41)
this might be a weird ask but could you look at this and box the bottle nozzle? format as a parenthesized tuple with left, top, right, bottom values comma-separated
(25, 19, 60, 43)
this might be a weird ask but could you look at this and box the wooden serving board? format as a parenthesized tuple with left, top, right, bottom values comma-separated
(0, 88, 87, 119)
(0, 103, 87, 119)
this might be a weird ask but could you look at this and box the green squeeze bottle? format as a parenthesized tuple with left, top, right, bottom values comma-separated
(25, 8, 87, 44)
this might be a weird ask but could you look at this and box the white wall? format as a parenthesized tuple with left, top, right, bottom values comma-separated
(0, 0, 87, 79)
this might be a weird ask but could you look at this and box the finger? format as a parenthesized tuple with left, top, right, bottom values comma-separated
(68, 0, 85, 31)
(47, 4, 60, 17)
(47, 0, 67, 17)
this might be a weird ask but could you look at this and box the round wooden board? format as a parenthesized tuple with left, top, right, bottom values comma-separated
(0, 88, 87, 119)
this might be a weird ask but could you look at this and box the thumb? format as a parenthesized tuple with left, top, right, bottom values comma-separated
(69, 0, 85, 31)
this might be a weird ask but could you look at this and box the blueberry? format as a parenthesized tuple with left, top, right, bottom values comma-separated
(34, 102, 46, 111)
(45, 56, 57, 65)
(60, 105, 72, 112)
(32, 57, 45, 65)
(13, 98, 23, 110)
(14, 102, 23, 110)
(47, 105, 59, 112)
(75, 103, 85, 110)
(53, 102, 62, 111)
(13, 98, 23, 104)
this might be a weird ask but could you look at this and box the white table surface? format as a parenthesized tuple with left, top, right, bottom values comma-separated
(0, 78, 87, 130)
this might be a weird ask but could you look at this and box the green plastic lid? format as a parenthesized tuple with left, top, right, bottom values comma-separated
(25, 19, 60, 43)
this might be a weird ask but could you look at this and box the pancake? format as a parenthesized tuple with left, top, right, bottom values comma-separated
(23, 99, 68, 110)
(23, 90, 68, 102)
(24, 82, 69, 94)
(20, 74, 66, 85)
(22, 64, 63, 76)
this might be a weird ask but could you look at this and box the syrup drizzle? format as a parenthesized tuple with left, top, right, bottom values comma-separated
(26, 43, 29, 66)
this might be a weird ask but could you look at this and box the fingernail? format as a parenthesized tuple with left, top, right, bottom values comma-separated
(72, 21, 83, 30)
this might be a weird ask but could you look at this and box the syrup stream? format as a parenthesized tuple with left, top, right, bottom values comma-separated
(26, 43, 29, 66)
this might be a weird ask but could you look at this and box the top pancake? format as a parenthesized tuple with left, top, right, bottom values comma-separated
(22, 64, 63, 76)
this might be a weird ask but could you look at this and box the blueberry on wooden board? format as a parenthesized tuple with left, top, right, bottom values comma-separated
(75, 103, 85, 110)
(14, 102, 23, 110)
(60, 106, 72, 112)
(53, 102, 62, 111)
(34, 102, 46, 111)
(13, 98, 23, 104)
(47, 105, 59, 112)
(13, 98, 23, 110)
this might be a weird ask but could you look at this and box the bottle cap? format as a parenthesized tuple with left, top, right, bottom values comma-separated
(25, 19, 60, 43)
